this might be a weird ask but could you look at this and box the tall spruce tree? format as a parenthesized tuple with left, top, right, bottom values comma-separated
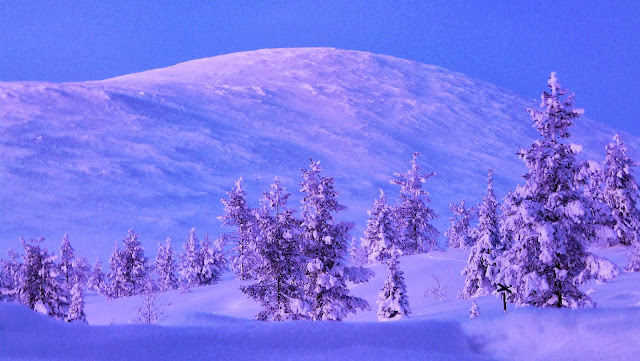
(361, 190, 402, 263)
(107, 230, 148, 298)
(349, 238, 368, 266)
(626, 243, 640, 272)
(66, 281, 87, 323)
(88, 258, 106, 294)
(179, 228, 203, 288)
(300, 160, 370, 320)
(0, 249, 21, 301)
(241, 179, 309, 321)
(391, 153, 439, 254)
(106, 243, 125, 298)
(200, 234, 227, 285)
(72, 256, 90, 287)
(220, 178, 258, 281)
(59, 234, 75, 290)
(445, 200, 476, 250)
(19, 238, 69, 319)
(461, 170, 500, 299)
(496, 73, 616, 308)
(601, 134, 640, 246)
(155, 237, 179, 291)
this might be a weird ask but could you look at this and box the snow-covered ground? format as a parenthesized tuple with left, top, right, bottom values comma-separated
(2, 245, 638, 360)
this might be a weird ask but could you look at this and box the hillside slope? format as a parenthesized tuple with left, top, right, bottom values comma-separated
(0, 48, 637, 257)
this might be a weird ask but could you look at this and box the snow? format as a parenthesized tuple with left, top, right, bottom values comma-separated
(1, 47, 640, 359)
(0, 48, 637, 260)
(2, 246, 640, 360)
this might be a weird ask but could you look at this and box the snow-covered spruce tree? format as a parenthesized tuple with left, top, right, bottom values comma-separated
(391, 152, 439, 254)
(107, 230, 148, 298)
(179, 228, 203, 288)
(626, 243, 640, 272)
(219, 177, 258, 281)
(601, 134, 640, 246)
(88, 258, 106, 294)
(496, 73, 617, 308)
(58, 234, 75, 290)
(300, 160, 371, 321)
(445, 200, 476, 250)
(361, 189, 402, 263)
(461, 170, 501, 299)
(66, 281, 87, 323)
(18, 238, 69, 318)
(155, 237, 179, 291)
(200, 234, 227, 286)
(0, 249, 21, 301)
(349, 238, 368, 266)
(121, 229, 149, 296)
(575, 160, 618, 246)
(107, 243, 125, 298)
(72, 256, 90, 287)
(469, 300, 480, 319)
(241, 179, 309, 321)
(376, 249, 411, 320)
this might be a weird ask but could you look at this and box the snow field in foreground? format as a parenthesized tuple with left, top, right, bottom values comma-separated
(2, 246, 639, 360)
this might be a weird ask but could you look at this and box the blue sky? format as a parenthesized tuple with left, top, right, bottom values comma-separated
(1, 1, 638, 136)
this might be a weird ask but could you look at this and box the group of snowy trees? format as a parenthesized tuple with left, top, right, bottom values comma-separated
(217, 154, 439, 321)
(454, 73, 640, 309)
(103, 228, 226, 299)
(219, 161, 373, 321)
(0, 227, 227, 322)
(0, 236, 87, 322)
(358, 153, 438, 319)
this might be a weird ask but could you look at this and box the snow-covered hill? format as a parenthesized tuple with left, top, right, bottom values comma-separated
(0, 48, 637, 259)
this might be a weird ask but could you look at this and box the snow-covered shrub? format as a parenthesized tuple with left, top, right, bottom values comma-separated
(469, 300, 480, 319)
(424, 274, 447, 301)
(137, 279, 170, 325)
(626, 244, 640, 272)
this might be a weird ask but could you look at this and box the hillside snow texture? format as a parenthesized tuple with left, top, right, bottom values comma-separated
(1, 48, 637, 258)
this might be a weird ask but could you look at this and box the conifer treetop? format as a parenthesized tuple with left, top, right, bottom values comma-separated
(527, 72, 584, 142)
